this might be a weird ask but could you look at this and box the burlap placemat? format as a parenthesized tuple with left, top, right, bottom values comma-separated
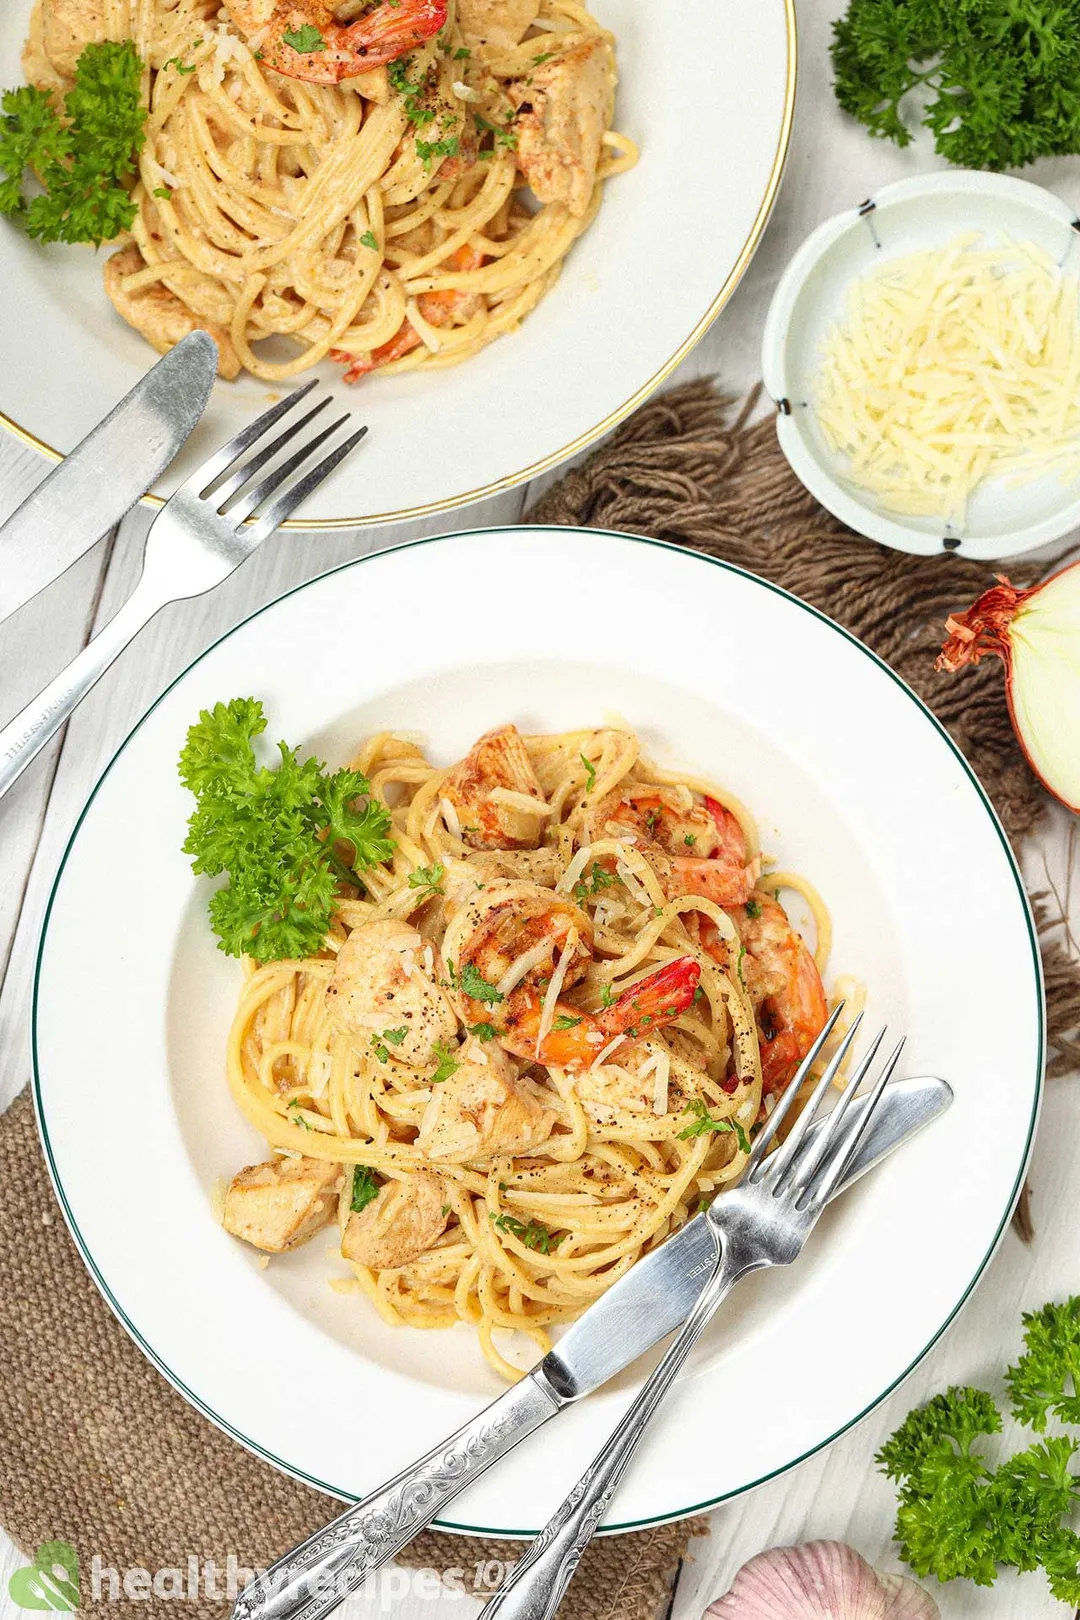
(1, 380, 1077, 1619)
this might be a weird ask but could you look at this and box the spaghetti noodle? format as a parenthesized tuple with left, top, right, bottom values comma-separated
(221, 722, 839, 1380)
(23, 0, 636, 384)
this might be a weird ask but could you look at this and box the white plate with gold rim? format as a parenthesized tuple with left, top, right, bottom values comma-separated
(33, 528, 1042, 1533)
(0, 2, 794, 529)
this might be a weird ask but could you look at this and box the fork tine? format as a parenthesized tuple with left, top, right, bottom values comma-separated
(786, 1025, 886, 1196)
(209, 398, 333, 508)
(186, 378, 320, 494)
(810, 1037, 906, 1207)
(758, 1013, 864, 1186)
(245, 423, 370, 542)
(225, 414, 352, 526)
(746, 1002, 844, 1174)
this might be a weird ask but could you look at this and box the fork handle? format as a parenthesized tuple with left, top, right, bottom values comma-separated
(231, 1367, 563, 1620)
(0, 573, 162, 804)
(479, 1248, 759, 1620)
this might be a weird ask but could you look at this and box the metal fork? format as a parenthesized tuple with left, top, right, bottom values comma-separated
(0, 382, 367, 804)
(477, 1009, 904, 1620)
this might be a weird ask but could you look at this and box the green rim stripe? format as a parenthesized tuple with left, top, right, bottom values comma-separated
(31, 525, 1045, 1536)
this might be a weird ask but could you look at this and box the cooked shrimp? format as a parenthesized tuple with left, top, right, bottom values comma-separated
(333, 245, 487, 384)
(224, 0, 445, 85)
(418, 1038, 556, 1163)
(442, 879, 700, 1068)
(586, 786, 755, 906)
(442, 723, 550, 850)
(223, 1155, 340, 1253)
(341, 1170, 448, 1269)
(326, 919, 457, 1072)
(698, 896, 827, 1094)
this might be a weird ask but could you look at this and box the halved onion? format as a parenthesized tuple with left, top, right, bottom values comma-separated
(937, 561, 1080, 813)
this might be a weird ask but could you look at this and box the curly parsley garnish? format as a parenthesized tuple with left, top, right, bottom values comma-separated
(179, 697, 395, 963)
(0, 41, 147, 246)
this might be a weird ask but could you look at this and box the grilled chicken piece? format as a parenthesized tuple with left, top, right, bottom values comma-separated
(458, 0, 539, 49)
(418, 1039, 556, 1164)
(326, 919, 458, 1072)
(442, 724, 550, 851)
(104, 245, 242, 380)
(223, 1155, 340, 1253)
(32, 0, 105, 81)
(341, 1170, 449, 1269)
(509, 37, 615, 217)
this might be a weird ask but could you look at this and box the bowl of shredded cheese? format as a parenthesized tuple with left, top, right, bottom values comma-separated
(762, 171, 1080, 559)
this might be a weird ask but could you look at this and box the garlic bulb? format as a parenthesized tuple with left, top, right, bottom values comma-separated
(705, 1541, 940, 1620)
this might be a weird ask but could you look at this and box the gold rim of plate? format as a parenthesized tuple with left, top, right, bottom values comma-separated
(0, 1, 798, 530)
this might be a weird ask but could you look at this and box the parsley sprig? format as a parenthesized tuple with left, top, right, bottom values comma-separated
(179, 698, 395, 963)
(878, 1299, 1080, 1602)
(832, 0, 1080, 171)
(0, 41, 146, 245)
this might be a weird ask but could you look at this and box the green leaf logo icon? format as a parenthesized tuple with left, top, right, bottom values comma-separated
(8, 1542, 80, 1611)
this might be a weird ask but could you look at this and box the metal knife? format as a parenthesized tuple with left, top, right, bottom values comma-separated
(234, 1073, 953, 1620)
(0, 330, 218, 629)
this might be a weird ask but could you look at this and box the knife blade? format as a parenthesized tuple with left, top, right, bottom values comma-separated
(233, 1074, 953, 1620)
(0, 330, 217, 628)
(540, 1073, 954, 1400)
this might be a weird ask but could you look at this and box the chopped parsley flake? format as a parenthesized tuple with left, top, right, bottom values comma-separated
(469, 1022, 498, 1042)
(745, 898, 762, 918)
(580, 753, 597, 792)
(491, 1212, 564, 1254)
(553, 1014, 583, 1031)
(678, 1100, 751, 1153)
(359, 229, 379, 250)
(350, 1166, 380, 1212)
(282, 25, 326, 52)
(459, 962, 504, 1005)
(408, 861, 445, 898)
(416, 134, 459, 170)
(430, 1041, 460, 1084)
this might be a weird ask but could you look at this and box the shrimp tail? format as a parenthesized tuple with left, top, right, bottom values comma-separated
(597, 956, 701, 1040)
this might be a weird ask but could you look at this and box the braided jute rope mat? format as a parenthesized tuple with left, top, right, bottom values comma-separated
(2, 381, 1078, 1617)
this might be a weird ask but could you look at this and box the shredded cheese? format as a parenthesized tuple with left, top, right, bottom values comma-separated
(496, 938, 555, 998)
(814, 234, 1080, 523)
(557, 844, 593, 896)
(535, 928, 580, 1056)
(440, 796, 463, 841)
(489, 788, 552, 816)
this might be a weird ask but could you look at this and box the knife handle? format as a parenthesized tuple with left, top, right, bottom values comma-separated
(231, 1368, 562, 1620)
(477, 1252, 745, 1620)
(0, 574, 161, 803)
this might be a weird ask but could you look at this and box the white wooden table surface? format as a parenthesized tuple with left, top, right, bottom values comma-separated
(3, 3, 1080, 1615)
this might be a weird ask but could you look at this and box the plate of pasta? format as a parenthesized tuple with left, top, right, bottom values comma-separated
(32, 527, 1042, 1531)
(0, 0, 793, 525)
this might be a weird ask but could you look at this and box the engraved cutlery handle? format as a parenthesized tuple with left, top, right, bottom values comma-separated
(477, 1255, 747, 1620)
(232, 1369, 562, 1620)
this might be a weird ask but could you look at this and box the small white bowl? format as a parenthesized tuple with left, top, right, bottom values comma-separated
(762, 170, 1080, 559)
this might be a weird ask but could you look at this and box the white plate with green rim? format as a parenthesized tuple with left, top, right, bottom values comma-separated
(33, 527, 1043, 1532)
(0, 0, 794, 528)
